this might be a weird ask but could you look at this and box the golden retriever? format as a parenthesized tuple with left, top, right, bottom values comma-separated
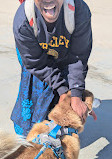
(0, 90, 96, 159)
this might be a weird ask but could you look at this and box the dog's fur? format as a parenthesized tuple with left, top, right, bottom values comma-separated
(0, 90, 94, 159)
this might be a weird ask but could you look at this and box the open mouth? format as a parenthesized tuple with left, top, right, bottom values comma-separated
(43, 4, 56, 17)
(40, 2, 58, 22)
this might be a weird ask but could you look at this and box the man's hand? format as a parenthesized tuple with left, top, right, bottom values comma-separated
(71, 97, 88, 123)
(58, 93, 88, 123)
(59, 93, 67, 103)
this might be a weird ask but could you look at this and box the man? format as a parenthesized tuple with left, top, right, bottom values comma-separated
(11, 0, 92, 136)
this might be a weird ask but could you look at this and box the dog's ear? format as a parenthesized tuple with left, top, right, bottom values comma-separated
(82, 90, 94, 111)
(48, 91, 83, 131)
(82, 90, 94, 101)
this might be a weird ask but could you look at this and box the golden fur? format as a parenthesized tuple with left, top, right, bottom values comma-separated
(1, 90, 94, 159)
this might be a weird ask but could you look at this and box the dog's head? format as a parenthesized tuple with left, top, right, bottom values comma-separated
(49, 90, 97, 133)
(48, 91, 84, 133)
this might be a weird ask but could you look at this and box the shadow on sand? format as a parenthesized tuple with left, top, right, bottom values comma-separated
(79, 100, 112, 159)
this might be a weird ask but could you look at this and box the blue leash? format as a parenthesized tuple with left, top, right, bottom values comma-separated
(34, 144, 47, 159)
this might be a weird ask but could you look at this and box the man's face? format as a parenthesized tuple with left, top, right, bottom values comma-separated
(35, 0, 64, 23)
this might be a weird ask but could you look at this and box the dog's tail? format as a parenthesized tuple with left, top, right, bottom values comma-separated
(0, 129, 31, 159)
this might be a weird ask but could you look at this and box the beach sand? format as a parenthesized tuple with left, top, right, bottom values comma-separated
(0, 0, 112, 158)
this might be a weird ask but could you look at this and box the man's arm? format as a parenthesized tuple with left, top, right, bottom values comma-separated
(59, 16, 92, 121)
(63, 1, 92, 120)
(67, 0, 92, 98)
(68, 18, 92, 97)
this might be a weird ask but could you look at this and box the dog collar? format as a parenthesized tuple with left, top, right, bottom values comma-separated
(48, 121, 78, 139)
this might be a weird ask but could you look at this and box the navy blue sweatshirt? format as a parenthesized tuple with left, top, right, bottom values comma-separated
(13, 0, 92, 97)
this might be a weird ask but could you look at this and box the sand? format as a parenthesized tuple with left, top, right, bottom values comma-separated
(0, 0, 112, 158)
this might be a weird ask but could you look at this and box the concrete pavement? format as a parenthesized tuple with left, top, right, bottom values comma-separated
(0, 0, 112, 158)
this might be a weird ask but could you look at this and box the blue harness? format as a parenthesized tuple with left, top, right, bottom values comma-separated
(32, 121, 78, 159)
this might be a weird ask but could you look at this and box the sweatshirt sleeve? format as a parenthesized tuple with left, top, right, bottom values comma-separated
(13, 21, 68, 96)
(67, 1, 92, 97)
